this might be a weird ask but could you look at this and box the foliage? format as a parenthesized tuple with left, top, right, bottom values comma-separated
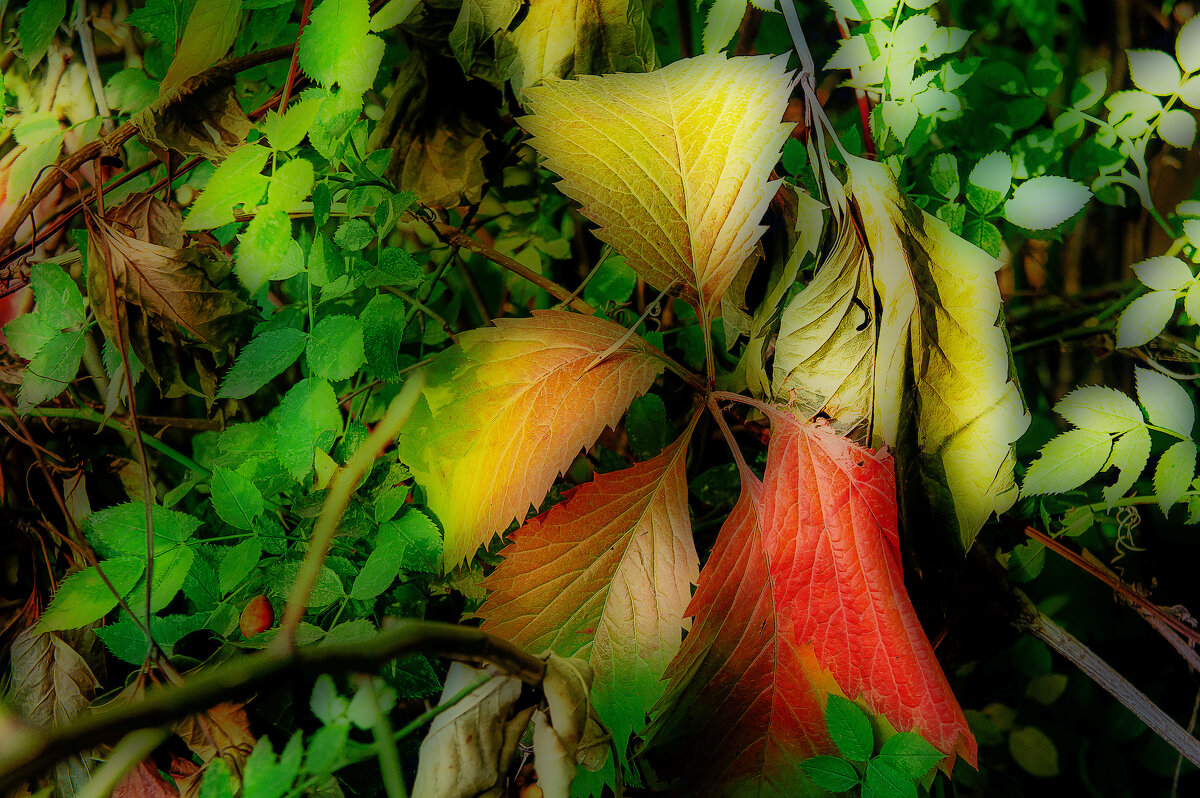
(2, 0, 1200, 797)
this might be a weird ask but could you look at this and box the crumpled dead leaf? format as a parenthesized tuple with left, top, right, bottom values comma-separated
(172, 701, 255, 797)
(368, 42, 500, 209)
(133, 70, 253, 162)
(85, 193, 248, 390)
(531, 655, 610, 798)
(8, 627, 101, 796)
(412, 664, 533, 798)
(113, 758, 180, 798)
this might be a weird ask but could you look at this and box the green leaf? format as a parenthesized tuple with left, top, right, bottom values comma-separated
(86, 502, 202, 558)
(18, 330, 85, 412)
(966, 151, 1012, 214)
(703, 0, 746, 53)
(369, 247, 423, 290)
(162, 0, 243, 91)
(35, 557, 144, 633)
(799, 756, 860, 791)
(1160, 109, 1198, 148)
(274, 378, 343, 478)
(1128, 49, 1181, 96)
(140, 544, 196, 611)
(1180, 15, 1200, 73)
(1071, 68, 1108, 110)
(260, 95, 325, 151)
(218, 327, 309, 399)
(219, 536, 263, 594)
(199, 757, 234, 798)
(584, 254, 638, 307)
(334, 218, 375, 251)
(307, 233, 344, 286)
(1136, 367, 1194, 437)
(126, 0, 179, 44)
(30, 263, 85, 329)
(391, 509, 442, 572)
(371, 0, 420, 30)
(963, 218, 1002, 257)
(267, 158, 315, 211)
(299, 0, 381, 94)
(1003, 176, 1091, 230)
(18, 0, 65, 67)
(929, 152, 959, 199)
(863, 757, 917, 798)
(306, 315, 366, 381)
(96, 613, 206, 665)
(243, 736, 299, 798)
(625, 393, 670, 460)
(349, 538, 404, 600)
(211, 466, 264, 530)
(185, 145, 270, 230)
(1054, 385, 1143, 433)
(1008, 726, 1059, 777)
(825, 694, 874, 762)
(1101, 425, 1151, 507)
(3, 312, 58, 360)
(876, 731, 943, 779)
(1155, 439, 1198, 514)
(1132, 256, 1193, 291)
(105, 68, 161, 113)
(1117, 290, 1177, 348)
(1007, 540, 1046, 582)
(1022, 429, 1113, 496)
(362, 293, 407, 381)
(235, 208, 293, 293)
(304, 721, 349, 775)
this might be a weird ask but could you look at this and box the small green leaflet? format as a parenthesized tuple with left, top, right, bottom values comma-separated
(267, 158, 316, 211)
(125, 0, 181, 45)
(274, 378, 343, 478)
(306, 315, 366, 381)
(1101, 426, 1151, 507)
(298, 0, 384, 94)
(825, 694, 874, 762)
(35, 557, 144, 633)
(929, 153, 959, 199)
(702, 0, 747, 54)
(334, 218, 375, 251)
(96, 613, 206, 665)
(211, 466, 264, 530)
(1179, 15, 1200, 72)
(369, 247, 423, 290)
(1117, 290, 1177, 348)
(1003, 176, 1091, 230)
(1127, 49, 1182, 96)
(243, 733, 304, 798)
(30, 263, 86, 329)
(626, 393, 670, 460)
(799, 756, 860, 792)
(966, 151, 1012, 214)
(218, 327, 309, 399)
(219, 536, 263, 594)
(18, 329, 84, 412)
(371, 0, 420, 30)
(185, 145, 270, 230)
(1132, 255, 1193, 291)
(4, 313, 58, 360)
(18, 0, 65, 68)
(863, 758, 917, 798)
(1155, 440, 1198, 514)
(260, 95, 325, 151)
(1022, 429, 1113, 496)
(1054, 385, 1143, 433)
(235, 209, 293, 293)
(362, 294, 407, 381)
(876, 732, 944, 779)
(1136, 367, 1195, 437)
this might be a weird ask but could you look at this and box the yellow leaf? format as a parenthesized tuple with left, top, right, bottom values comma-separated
(395, 311, 664, 569)
(521, 52, 794, 317)
(847, 156, 1030, 548)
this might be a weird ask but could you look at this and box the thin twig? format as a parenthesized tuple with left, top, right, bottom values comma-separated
(278, 0, 315, 111)
(272, 374, 425, 652)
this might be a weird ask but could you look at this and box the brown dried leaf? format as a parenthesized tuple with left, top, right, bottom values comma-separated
(113, 758, 180, 798)
(86, 193, 248, 388)
(133, 71, 253, 162)
(8, 627, 100, 795)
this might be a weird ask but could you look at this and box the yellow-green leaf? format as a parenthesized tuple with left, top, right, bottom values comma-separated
(521, 53, 794, 316)
(395, 311, 664, 569)
(161, 0, 242, 92)
(848, 156, 1030, 548)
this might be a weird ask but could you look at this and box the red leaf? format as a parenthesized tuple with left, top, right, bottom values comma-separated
(641, 467, 835, 795)
(479, 423, 700, 765)
(762, 414, 975, 769)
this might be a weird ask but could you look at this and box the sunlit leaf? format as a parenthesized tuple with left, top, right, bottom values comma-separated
(1136, 367, 1195, 437)
(1127, 49, 1181, 96)
(396, 311, 663, 568)
(1133, 255, 1193, 291)
(1116, 290, 1177, 348)
(521, 52, 793, 316)
(1003, 176, 1091, 230)
(1054, 385, 1143, 433)
(1179, 15, 1200, 73)
(1155, 439, 1198, 514)
(161, 0, 242, 92)
(1022, 429, 1113, 496)
(1101, 426, 1151, 507)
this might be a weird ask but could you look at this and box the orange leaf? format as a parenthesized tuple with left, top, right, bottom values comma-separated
(760, 412, 976, 768)
(478, 418, 700, 768)
(642, 465, 834, 795)
(396, 311, 663, 568)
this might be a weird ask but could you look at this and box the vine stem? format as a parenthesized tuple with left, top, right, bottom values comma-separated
(0, 620, 546, 791)
(272, 373, 425, 653)
(278, 0, 315, 111)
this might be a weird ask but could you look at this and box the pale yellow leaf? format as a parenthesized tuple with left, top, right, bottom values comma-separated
(521, 52, 794, 316)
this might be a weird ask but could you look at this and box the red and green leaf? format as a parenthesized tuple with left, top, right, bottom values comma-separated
(395, 310, 663, 568)
(478, 417, 700, 773)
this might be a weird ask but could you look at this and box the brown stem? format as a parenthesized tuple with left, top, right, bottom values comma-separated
(429, 220, 595, 314)
(0, 620, 546, 791)
(278, 0, 315, 111)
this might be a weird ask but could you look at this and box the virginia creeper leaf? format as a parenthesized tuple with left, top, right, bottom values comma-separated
(18, 0, 65, 68)
(395, 311, 663, 568)
(848, 156, 1029, 548)
(520, 52, 793, 316)
(759, 413, 976, 768)
(478, 421, 700, 778)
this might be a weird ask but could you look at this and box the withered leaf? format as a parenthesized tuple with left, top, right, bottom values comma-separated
(86, 193, 248, 388)
(133, 70, 253, 162)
